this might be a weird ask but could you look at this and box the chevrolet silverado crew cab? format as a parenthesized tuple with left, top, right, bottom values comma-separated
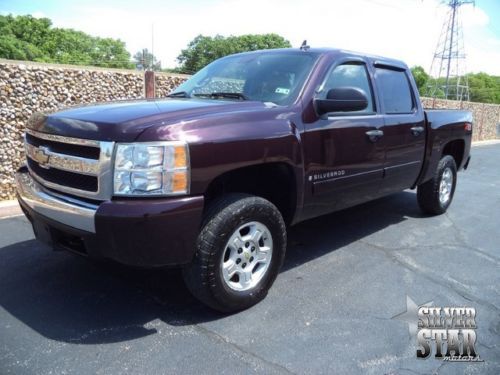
(16, 48, 472, 312)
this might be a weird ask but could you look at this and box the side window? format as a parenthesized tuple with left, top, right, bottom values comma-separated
(320, 63, 374, 114)
(376, 68, 414, 114)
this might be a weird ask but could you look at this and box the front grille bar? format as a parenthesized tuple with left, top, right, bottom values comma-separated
(24, 128, 114, 201)
(25, 142, 100, 175)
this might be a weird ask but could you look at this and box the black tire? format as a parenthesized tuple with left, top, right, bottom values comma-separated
(417, 155, 457, 215)
(182, 193, 287, 313)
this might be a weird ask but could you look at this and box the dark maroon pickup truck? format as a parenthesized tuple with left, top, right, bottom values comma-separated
(16, 48, 472, 312)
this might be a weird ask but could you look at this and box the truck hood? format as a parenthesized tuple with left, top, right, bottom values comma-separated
(27, 99, 277, 142)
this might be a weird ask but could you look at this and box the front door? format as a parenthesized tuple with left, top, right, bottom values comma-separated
(302, 61, 385, 218)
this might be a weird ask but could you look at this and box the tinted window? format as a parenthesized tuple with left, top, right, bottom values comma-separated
(376, 68, 414, 114)
(320, 63, 374, 113)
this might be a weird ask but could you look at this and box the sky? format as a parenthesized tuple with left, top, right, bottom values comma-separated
(1, 0, 500, 75)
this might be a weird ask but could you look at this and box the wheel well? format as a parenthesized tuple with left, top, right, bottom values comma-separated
(442, 139, 465, 168)
(204, 163, 297, 225)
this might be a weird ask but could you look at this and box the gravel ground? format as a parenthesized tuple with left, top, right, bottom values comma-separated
(0, 143, 499, 375)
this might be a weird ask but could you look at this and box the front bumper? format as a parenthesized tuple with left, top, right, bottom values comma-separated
(16, 169, 204, 267)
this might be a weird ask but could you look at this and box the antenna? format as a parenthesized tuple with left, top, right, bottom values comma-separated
(300, 40, 310, 51)
(428, 0, 474, 102)
(151, 23, 154, 71)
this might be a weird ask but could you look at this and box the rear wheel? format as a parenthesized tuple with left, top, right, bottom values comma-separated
(183, 194, 286, 312)
(417, 155, 457, 215)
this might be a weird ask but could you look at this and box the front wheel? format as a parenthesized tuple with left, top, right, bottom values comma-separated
(417, 155, 457, 215)
(183, 194, 287, 312)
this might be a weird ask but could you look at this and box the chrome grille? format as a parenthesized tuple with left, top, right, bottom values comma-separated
(24, 129, 114, 200)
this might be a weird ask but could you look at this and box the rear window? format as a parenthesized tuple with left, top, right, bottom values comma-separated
(376, 68, 414, 114)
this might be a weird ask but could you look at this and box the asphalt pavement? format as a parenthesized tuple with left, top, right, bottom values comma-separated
(0, 143, 499, 375)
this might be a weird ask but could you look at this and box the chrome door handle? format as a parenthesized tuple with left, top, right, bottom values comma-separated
(365, 130, 384, 142)
(411, 126, 425, 136)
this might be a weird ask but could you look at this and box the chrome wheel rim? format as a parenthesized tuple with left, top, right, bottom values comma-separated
(439, 167, 453, 205)
(221, 221, 273, 292)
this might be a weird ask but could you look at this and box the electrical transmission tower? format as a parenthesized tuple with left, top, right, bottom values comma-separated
(428, 0, 474, 102)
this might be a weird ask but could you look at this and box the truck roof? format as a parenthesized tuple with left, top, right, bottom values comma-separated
(228, 47, 409, 71)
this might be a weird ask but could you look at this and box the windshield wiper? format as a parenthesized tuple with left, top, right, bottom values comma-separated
(193, 92, 249, 100)
(167, 91, 191, 98)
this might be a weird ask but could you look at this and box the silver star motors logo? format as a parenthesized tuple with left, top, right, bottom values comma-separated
(392, 295, 433, 337)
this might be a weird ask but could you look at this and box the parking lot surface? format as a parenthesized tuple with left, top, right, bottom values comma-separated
(1, 143, 499, 375)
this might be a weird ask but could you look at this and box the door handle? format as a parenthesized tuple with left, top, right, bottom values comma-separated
(410, 126, 425, 136)
(365, 129, 384, 142)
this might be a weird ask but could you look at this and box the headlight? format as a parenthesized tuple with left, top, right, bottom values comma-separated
(113, 141, 189, 196)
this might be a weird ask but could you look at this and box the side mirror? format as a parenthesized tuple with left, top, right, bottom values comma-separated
(314, 87, 368, 115)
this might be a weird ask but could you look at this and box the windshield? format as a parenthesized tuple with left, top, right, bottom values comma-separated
(171, 51, 320, 105)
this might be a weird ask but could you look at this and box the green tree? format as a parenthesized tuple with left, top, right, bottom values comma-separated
(133, 48, 161, 71)
(411, 65, 500, 104)
(90, 37, 133, 68)
(0, 15, 50, 61)
(468, 72, 500, 104)
(42, 28, 94, 65)
(0, 34, 45, 61)
(0, 14, 133, 68)
(1, 14, 52, 50)
(177, 33, 292, 74)
(410, 66, 430, 96)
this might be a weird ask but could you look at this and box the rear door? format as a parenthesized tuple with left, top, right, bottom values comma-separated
(303, 60, 385, 217)
(374, 65, 426, 194)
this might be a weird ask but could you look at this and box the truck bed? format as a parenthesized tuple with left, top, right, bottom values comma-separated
(424, 109, 473, 129)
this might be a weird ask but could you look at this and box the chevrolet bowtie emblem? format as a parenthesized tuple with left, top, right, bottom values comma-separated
(33, 146, 50, 168)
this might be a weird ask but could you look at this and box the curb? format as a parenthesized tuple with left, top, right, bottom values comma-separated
(472, 139, 500, 147)
(0, 200, 22, 219)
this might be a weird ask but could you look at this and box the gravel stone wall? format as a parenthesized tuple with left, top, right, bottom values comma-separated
(1, 59, 499, 201)
(0, 59, 187, 200)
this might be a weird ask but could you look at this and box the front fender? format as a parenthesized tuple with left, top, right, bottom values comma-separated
(187, 119, 303, 196)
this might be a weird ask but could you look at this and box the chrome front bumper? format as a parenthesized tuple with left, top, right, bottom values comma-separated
(15, 171, 97, 233)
